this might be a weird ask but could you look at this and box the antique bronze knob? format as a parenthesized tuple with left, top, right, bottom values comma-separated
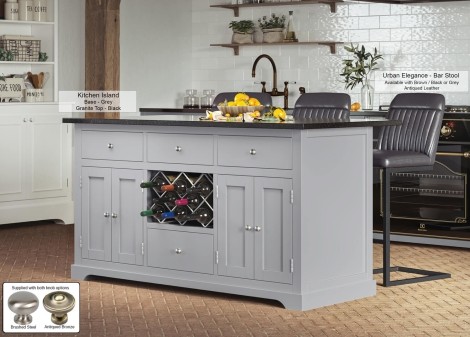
(8, 291, 39, 325)
(43, 291, 75, 325)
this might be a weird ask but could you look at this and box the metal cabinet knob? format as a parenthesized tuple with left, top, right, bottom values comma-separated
(43, 291, 75, 325)
(111, 213, 118, 219)
(104, 212, 110, 218)
(254, 226, 262, 232)
(8, 291, 39, 325)
(23, 118, 27, 123)
(245, 225, 252, 231)
(175, 248, 182, 254)
(250, 149, 256, 155)
(29, 118, 33, 122)
(175, 146, 182, 152)
(107, 143, 114, 149)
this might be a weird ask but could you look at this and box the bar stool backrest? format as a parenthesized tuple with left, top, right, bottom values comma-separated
(377, 93, 445, 163)
(292, 92, 350, 119)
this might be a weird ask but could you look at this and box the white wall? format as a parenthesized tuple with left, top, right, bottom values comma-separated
(120, 0, 192, 109)
(58, 0, 85, 91)
(194, 0, 470, 108)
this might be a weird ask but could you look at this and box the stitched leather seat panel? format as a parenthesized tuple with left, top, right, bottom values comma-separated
(292, 92, 350, 119)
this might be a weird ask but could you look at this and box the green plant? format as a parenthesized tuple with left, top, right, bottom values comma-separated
(340, 44, 382, 90)
(0, 48, 14, 61)
(39, 52, 48, 62)
(229, 20, 255, 34)
(258, 13, 286, 30)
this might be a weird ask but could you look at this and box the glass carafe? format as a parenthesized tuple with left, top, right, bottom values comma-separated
(285, 11, 297, 42)
(200, 89, 215, 109)
(183, 89, 199, 109)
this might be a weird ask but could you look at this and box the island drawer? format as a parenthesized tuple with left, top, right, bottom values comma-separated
(217, 136, 292, 169)
(81, 131, 144, 161)
(147, 229, 214, 274)
(147, 133, 214, 165)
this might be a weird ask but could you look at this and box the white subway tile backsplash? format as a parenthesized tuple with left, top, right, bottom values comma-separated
(192, 2, 470, 107)
(358, 16, 380, 29)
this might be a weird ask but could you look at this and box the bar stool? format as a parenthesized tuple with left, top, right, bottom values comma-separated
(211, 92, 272, 110)
(292, 92, 350, 119)
(373, 93, 451, 286)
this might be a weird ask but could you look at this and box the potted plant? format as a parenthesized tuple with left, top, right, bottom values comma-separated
(340, 43, 382, 110)
(258, 13, 286, 43)
(229, 20, 255, 44)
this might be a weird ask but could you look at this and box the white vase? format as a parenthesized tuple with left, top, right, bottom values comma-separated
(262, 28, 284, 43)
(361, 78, 374, 110)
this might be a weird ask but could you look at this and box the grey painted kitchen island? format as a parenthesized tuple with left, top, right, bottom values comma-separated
(64, 114, 399, 311)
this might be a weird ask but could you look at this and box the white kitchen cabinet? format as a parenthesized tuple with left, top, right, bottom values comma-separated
(0, 104, 73, 225)
(217, 175, 293, 284)
(81, 167, 144, 266)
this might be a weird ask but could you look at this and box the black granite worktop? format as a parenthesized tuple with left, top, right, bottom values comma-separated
(63, 113, 399, 130)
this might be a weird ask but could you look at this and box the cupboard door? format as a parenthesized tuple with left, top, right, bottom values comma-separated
(111, 169, 144, 265)
(28, 115, 69, 199)
(0, 115, 25, 202)
(81, 167, 112, 261)
(217, 175, 254, 279)
(254, 177, 293, 284)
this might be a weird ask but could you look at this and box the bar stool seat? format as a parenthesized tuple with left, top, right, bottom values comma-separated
(373, 93, 451, 287)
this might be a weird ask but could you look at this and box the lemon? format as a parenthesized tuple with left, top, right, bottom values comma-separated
(273, 108, 285, 119)
(234, 92, 249, 102)
(227, 101, 236, 107)
(236, 100, 248, 106)
(248, 97, 261, 106)
(351, 102, 361, 111)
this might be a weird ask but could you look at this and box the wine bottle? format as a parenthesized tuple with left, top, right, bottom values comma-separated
(155, 206, 191, 222)
(186, 180, 211, 196)
(175, 193, 201, 207)
(152, 191, 178, 207)
(140, 178, 167, 189)
(161, 179, 188, 194)
(189, 208, 213, 226)
(140, 204, 166, 217)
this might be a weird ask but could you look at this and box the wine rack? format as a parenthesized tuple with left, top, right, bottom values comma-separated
(144, 171, 214, 228)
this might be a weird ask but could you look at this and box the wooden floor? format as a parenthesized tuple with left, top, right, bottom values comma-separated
(0, 221, 469, 337)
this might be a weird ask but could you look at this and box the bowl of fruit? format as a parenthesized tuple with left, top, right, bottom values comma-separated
(217, 92, 264, 117)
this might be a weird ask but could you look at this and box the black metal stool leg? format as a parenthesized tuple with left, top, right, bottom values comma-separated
(373, 167, 451, 287)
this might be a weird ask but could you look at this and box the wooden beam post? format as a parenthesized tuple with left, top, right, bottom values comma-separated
(85, 0, 121, 90)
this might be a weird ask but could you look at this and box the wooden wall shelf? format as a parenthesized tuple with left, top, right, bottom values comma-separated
(210, 41, 342, 55)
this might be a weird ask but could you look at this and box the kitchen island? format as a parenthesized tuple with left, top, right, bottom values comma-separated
(64, 113, 398, 311)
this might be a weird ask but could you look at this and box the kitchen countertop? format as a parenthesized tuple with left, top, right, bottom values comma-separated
(63, 113, 399, 130)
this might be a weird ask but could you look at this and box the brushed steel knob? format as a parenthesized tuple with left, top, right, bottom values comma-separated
(250, 149, 256, 155)
(111, 213, 118, 219)
(104, 212, 110, 218)
(43, 291, 75, 325)
(175, 248, 182, 254)
(441, 125, 452, 137)
(8, 291, 39, 325)
(254, 226, 262, 232)
(175, 146, 182, 152)
(107, 143, 114, 149)
(245, 225, 252, 231)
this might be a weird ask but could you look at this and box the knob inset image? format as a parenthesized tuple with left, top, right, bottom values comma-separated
(43, 291, 75, 325)
(8, 291, 39, 325)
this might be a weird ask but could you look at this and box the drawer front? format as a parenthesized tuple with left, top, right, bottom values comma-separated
(147, 133, 214, 165)
(82, 131, 143, 161)
(147, 229, 214, 274)
(218, 136, 292, 169)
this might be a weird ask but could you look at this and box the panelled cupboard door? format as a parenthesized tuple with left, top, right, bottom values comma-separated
(81, 167, 112, 262)
(254, 177, 293, 284)
(29, 115, 69, 199)
(217, 175, 255, 279)
(111, 169, 144, 266)
(0, 115, 25, 202)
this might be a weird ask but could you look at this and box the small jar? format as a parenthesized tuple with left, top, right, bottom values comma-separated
(18, 0, 32, 21)
(5, 0, 19, 21)
(33, 0, 47, 22)
(183, 89, 199, 109)
(200, 89, 215, 109)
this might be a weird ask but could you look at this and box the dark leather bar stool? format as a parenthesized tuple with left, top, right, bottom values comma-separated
(211, 92, 272, 110)
(373, 93, 451, 287)
(293, 92, 350, 119)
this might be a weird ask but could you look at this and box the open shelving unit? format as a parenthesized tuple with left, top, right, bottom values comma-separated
(210, 41, 342, 55)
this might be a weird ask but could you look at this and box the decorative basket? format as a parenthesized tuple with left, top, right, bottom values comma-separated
(0, 39, 40, 62)
(218, 105, 264, 117)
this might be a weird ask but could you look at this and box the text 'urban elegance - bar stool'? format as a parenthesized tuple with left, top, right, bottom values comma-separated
(373, 93, 451, 286)
(292, 92, 350, 119)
